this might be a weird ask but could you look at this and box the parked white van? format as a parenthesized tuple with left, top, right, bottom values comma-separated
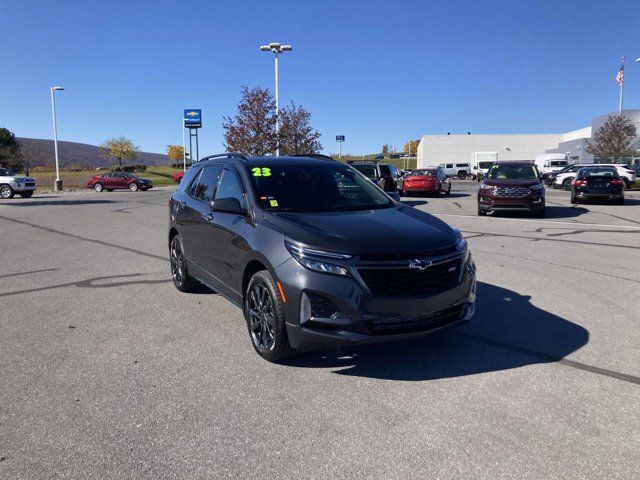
(471, 152, 497, 181)
(535, 154, 568, 175)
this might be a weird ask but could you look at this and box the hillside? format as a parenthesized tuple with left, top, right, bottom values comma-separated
(17, 138, 170, 168)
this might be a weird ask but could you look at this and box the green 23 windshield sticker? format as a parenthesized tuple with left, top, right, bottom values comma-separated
(252, 167, 272, 177)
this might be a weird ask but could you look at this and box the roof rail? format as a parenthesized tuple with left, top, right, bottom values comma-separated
(292, 154, 338, 161)
(199, 152, 248, 162)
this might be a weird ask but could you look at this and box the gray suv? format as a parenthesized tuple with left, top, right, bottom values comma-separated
(168, 154, 476, 362)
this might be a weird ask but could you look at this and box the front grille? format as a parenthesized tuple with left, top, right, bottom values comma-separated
(359, 245, 456, 262)
(25, 182, 36, 187)
(358, 258, 461, 296)
(368, 305, 464, 335)
(493, 187, 530, 197)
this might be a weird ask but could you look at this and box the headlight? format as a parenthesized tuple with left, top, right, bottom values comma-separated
(529, 184, 542, 191)
(479, 184, 493, 191)
(452, 228, 470, 263)
(285, 240, 351, 276)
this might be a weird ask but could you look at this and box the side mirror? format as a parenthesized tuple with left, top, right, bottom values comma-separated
(388, 192, 401, 202)
(210, 197, 247, 215)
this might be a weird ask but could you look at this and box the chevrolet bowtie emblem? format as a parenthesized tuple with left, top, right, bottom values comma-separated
(186, 111, 198, 117)
(409, 259, 432, 270)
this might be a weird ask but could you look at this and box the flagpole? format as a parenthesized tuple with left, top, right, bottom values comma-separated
(618, 57, 624, 115)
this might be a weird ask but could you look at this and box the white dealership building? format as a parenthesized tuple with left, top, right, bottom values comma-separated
(416, 110, 640, 168)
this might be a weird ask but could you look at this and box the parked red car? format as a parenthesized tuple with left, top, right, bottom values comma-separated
(87, 172, 153, 192)
(173, 171, 185, 183)
(402, 168, 451, 196)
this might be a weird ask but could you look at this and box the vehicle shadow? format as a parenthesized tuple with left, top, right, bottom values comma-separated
(490, 205, 588, 219)
(2, 199, 118, 207)
(282, 282, 589, 381)
(401, 200, 428, 207)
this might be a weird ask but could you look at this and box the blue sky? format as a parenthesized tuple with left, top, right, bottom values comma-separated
(1, 0, 639, 156)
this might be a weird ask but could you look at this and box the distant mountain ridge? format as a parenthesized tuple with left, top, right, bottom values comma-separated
(17, 138, 170, 168)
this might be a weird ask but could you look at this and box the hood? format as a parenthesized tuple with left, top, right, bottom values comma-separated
(7, 176, 33, 182)
(264, 205, 458, 256)
(483, 178, 540, 187)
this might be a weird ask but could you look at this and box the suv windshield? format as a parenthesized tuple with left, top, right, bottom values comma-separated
(247, 162, 393, 212)
(478, 161, 494, 169)
(487, 163, 538, 180)
(349, 164, 377, 178)
(550, 161, 567, 167)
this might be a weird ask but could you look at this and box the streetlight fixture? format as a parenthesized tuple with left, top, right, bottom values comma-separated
(260, 42, 293, 157)
(50, 86, 65, 191)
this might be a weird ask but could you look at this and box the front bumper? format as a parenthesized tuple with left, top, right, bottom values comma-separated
(276, 256, 476, 349)
(478, 193, 544, 213)
(10, 181, 36, 192)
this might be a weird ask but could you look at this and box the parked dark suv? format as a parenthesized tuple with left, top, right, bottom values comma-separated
(477, 161, 545, 217)
(349, 161, 401, 192)
(168, 153, 476, 362)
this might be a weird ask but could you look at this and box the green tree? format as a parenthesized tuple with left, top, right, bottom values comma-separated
(100, 136, 140, 169)
(587, 115, 637, 163)
(0, 127, 21, 169)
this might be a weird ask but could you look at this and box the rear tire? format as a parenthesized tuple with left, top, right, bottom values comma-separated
(570, 194, 578, 204)
(0, 185, 15, 199)
(19, 191, 34, 198)
(445, 185, 451, 195)
(458, 171, 467, 180)
(244, 271, 294, 362)
(170, 234, 197, 293)
(94, 183, 104, 192)
(562, 178, 572, 191)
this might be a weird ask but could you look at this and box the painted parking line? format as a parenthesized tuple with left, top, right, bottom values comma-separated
(432, 213, 640, 230)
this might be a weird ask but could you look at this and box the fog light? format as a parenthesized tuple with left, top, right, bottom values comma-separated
(300, 292, 311, 325)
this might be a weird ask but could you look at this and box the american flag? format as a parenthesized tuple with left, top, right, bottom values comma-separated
(617, 63, 624, 87)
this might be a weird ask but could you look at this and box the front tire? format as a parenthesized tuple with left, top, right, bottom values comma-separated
(170, 234, 197, 292)
(0, 185, 14, 199)
(94, 183, 104, 192)
(129, 182, 139, 192)
(244, 271, 294, 362)
(477, 205, 487, 216)
(19, 191, 34, 198)
(570, 194, 578, 204)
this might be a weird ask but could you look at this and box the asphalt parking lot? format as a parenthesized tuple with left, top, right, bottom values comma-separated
(1, 181, 639, 479)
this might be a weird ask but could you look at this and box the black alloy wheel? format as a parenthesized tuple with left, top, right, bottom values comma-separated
(244, 271, 294, 362)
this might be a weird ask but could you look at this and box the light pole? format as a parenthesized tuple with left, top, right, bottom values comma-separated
(260, 42, 292, 157)
(50, 86, 64, 191)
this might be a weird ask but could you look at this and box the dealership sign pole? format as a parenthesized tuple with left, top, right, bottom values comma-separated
(184, 109, 202, 165)
(336, 135, 345, 159)
(50, 86, 65, 191)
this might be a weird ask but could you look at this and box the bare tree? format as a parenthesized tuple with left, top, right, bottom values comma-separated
(278, 101, 322, 155)
(223, 86, 277, 155)
(16, 141, 48, 175)
(587, 115, 637, 163)
(382, 144, 390, 155)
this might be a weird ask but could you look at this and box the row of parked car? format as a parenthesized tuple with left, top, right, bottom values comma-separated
(477, 161, 634, 217)
(541, 163, 638, 190)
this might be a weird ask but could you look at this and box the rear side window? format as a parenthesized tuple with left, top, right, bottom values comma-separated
(456, 163, 469, 168)
(215, 168, 247, 209)
(188, 164, 222, 202)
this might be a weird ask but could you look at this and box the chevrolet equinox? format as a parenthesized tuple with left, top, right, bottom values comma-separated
(168, 153, 476, 362)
